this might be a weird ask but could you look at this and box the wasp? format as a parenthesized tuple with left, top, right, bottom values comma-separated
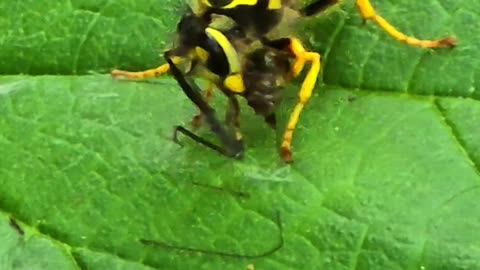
(113, 10, 296, 160)
(112, 0, 455, 162)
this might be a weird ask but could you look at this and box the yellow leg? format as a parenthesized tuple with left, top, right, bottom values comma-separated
(280, 38, 321, 163)
(111, 56, 183, 79)
(191, 81, 215, 129)
(355, 0, 455, 48)
(111, 64, 170, 79)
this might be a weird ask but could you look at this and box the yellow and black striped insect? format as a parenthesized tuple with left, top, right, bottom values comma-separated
(112, 0, 455, 163)
(113, 10, 296, 160)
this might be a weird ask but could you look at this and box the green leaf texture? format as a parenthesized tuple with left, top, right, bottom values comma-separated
(1, 0, 479, 269)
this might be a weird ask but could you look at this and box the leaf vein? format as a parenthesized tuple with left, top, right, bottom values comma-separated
(351, 224, 369, 270)
(72, 0, 114, 74)
(433, 99, 480, 177)
(357, 33, 380, 90)
(318, 8, 347, 82)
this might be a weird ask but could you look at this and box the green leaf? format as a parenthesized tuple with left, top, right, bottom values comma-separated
(1, 0, 479, 269)
(0, 212, 79, 270)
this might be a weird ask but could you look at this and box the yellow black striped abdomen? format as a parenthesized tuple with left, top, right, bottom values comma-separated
(199, 27, 240, 78)
(201, 0, 284, 36)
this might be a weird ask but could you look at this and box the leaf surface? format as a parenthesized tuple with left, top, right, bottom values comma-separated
(1, 0, 479, 269)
